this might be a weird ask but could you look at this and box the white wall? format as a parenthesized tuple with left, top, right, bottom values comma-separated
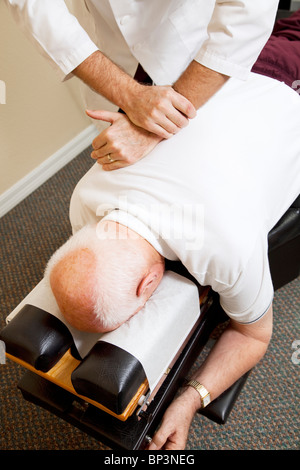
(0, 1, 97, 216)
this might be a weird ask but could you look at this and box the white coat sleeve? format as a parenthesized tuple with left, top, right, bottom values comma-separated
(5, 0, 98, 80)
(195, 0, 279, 79)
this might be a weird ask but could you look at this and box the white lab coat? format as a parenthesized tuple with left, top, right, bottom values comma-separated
(6, 0, 279, 110)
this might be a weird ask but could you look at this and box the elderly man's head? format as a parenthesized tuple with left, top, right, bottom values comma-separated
(45, 221, 165, 333)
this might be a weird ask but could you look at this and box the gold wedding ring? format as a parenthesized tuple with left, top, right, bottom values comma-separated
(107, 154, 115, 163)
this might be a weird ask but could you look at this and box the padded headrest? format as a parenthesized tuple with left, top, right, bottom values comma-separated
(0, 304, 73, 372)
(0, 304, 147, 415)
(71, 342, 147, 415)
(1, 271, 201, 416)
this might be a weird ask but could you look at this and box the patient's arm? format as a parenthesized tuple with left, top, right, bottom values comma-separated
(148, 305, 273, 450)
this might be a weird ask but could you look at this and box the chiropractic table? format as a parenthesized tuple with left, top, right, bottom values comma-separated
(1, 267, 227, 449)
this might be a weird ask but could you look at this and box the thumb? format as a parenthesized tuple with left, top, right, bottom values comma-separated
(85, 109, 120, 124)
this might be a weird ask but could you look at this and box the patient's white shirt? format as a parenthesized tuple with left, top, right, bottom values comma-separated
(70, 73, 300, 324)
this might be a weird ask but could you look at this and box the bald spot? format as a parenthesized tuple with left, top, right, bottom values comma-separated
(49, 247, 100, 332)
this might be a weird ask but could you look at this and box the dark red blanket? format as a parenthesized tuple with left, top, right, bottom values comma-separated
(252, 9, 300, 89)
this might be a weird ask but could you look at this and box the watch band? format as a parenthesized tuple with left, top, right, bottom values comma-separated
(186, 380, 211, 408)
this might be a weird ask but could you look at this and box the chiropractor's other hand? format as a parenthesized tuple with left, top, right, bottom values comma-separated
(147, 392, 197, 451)
(123, 84, 197, 139)
(86, 109, 162, 171)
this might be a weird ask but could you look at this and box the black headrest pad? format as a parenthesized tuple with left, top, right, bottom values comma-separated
(71, 341, 147, 415)
(0, 304, 74, 372)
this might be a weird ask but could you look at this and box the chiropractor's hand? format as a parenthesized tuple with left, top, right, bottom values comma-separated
(74, 51, 196, 140)
(87, 109, 162, 171)
(123, 84, 197, 139)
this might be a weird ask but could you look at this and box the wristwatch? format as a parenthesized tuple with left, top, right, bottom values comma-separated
(186, 380, 211, 408)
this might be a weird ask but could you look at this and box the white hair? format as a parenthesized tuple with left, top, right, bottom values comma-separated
(44, 225, 97, 278)
(44, 225, 149, 331)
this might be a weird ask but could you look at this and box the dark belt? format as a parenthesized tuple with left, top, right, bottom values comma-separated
(134, 63, 153, 85)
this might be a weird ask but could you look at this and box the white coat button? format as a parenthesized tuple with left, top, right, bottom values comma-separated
(133, 42, 142, 52)
(120, 15, 130, 26)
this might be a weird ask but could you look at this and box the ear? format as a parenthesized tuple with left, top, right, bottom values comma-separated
(137, 262, 164, 299)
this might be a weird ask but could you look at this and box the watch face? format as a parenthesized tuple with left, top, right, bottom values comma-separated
(203, 394, 211, 407)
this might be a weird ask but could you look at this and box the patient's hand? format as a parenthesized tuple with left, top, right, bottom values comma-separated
(147, 390, 197, 450)
(87, 110, 162, 171)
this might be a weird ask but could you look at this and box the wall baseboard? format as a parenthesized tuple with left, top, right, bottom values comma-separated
(0, 124, 98, 218)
